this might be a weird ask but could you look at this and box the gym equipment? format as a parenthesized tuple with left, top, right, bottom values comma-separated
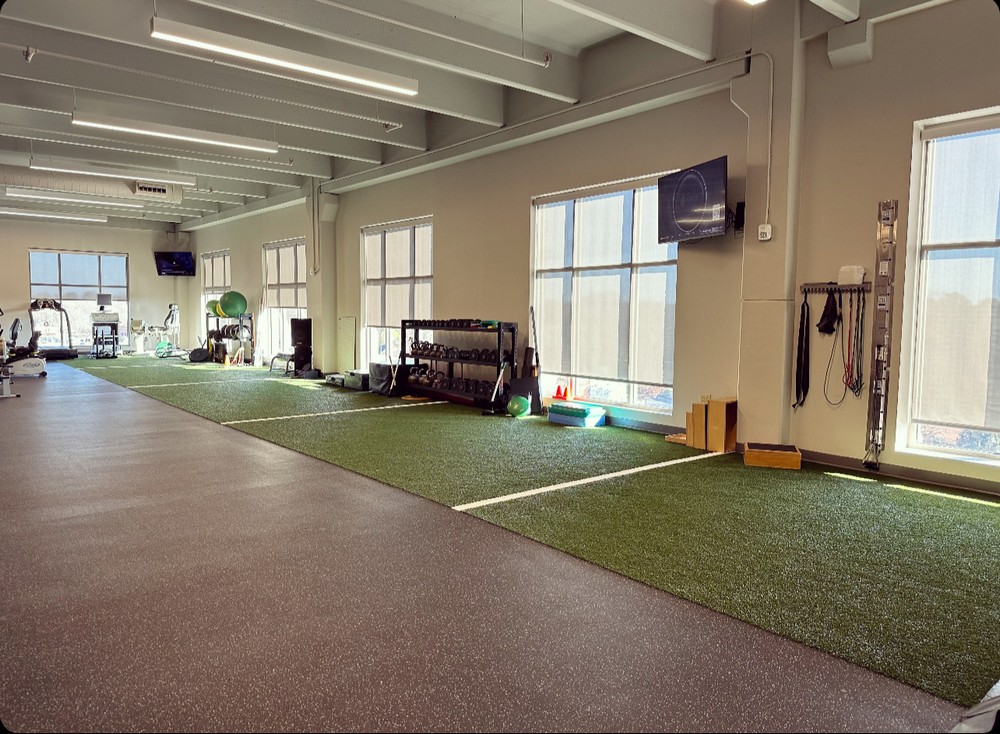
(547, 401, 606, 428)
(149, 304, 188, 359)
(507, 394, 530, 418)
(129, 319, 149, 354)
(219, 290, 248, 317)
(865, 200, 898, 470)
(205, 299, 220, 315)
(4, 318, 47, 377)
(28, 299, 77, 360)
(0, 308, 21, 399)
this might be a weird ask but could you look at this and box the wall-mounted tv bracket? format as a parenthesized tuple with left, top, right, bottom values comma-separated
(864, 199, 898, 470)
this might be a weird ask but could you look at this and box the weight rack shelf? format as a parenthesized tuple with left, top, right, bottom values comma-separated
(800, 281, 872, 294)
(400, 319, 517, 409)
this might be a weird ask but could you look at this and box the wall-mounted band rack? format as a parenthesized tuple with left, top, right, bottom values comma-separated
(800, 281, 872, 294)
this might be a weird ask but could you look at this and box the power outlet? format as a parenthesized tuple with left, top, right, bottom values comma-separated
(757, 224, 773, 241)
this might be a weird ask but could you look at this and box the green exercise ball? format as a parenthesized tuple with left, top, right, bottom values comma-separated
(219, 290, 248, 317)
(507, 395, 530, 418)
(214, 301, 229, 317)
(206, 299, 220, 315)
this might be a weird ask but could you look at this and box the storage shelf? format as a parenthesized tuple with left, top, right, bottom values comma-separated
(403, 353, 503, 367)
(401, 319, 516, 408)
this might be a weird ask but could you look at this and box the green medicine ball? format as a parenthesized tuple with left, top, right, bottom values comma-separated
(219, 290, 248, 317)
(507, 395, 530, 418)
(206, 299, 220, 315)
(214, 301, 228, 317)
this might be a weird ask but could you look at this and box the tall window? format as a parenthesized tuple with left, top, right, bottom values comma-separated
(362, 219, 432, 365)
(533, 184, 677, 412)
(901, 120, 1000, 461)
(263, 239, 307, 357)
(201, 250, 231, 317)
(28, 250, 129, 348)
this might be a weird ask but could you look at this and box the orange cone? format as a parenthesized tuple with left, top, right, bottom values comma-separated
(554, 385, 564, 400)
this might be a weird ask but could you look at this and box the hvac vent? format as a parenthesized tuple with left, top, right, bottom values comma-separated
(134, 181, 168, 197)
(132, 181, 183, 203)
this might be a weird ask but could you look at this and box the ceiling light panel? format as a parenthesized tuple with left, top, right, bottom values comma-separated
(29, 159, 197, 187)
(71, 111, 279, 154)
(0, 206, 108, 223)
(150, 16, 419, 96)
(4, 187, 146, 209)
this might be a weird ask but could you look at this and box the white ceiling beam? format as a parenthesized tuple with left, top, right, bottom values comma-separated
(1, 0, 500, 126)
(543, 0, 714, 61)
(0, 42, 424, 152)
(809, 0, 861, 22)
(191, 0, 580, 104)
(181, 191, 246, 207)
(178, 184, 308, 232)
(0, 18, 423, 149)
(0, 138, 307, 189)
(824, 0, 956, 68)
(190, 178, 269, 199)
(0, 103, 336, 178)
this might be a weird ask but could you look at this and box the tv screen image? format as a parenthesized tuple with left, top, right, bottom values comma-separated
(154, 251, 196, 277)
(657, 155, 728, 243)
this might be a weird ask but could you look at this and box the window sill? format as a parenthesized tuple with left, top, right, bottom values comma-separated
(895, 444, 1000, 470)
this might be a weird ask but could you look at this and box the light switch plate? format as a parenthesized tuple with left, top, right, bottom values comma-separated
(757, 224, 773, 241)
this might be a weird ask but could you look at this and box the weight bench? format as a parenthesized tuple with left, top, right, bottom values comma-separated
(269, 352, 294, 375)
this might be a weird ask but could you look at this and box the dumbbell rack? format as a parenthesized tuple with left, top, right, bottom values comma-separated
(400, 319, 517, 408)
(206, 313, 255, 364)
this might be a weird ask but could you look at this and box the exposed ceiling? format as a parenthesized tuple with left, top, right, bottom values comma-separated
(0, 0, 785, 232)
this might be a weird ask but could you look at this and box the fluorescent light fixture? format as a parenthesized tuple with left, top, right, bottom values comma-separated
(4, 187, 145, 209)
(29, 159, 197, 187)
(743, 0, 768, 5)
(150, 16, 419, 97)
(71, 111, 279, 154)
(0, 206, 107, 223)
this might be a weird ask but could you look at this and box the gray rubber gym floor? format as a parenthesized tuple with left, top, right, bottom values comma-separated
(0, 364, 963, 732)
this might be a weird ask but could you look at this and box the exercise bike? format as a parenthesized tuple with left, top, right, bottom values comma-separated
(4, 317, 47, 377)
(0, 308, 20, 399)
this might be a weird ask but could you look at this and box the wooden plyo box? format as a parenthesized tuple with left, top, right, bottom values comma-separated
(707, 398, 737, 453)
(743, 443, 802, 470)
(690, 402, 707, 449)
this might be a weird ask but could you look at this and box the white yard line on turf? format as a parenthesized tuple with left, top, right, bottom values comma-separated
(221, 400, 448, 425)
(452, 451, 725, 512)
(131, 378, 280, 388)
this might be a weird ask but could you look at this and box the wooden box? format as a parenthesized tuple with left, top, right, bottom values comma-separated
(691, 402, 707, 449)
(743, 443, 801, 470)
(707, 398, 738, 453)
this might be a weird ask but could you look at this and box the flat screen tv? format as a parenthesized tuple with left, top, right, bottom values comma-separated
(154, 251, 196, 277)
(658, 155, 728, 243)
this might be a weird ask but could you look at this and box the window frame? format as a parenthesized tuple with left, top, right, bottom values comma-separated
(896, 113, 1000, 465)
(531, 177, 678, 415)
(28, 248, 129, 348)
(361, 217, 433, 366)
(262, 238, 308, 358)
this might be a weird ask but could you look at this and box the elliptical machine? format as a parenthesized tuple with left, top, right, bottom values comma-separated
(4, 318, 47, 377)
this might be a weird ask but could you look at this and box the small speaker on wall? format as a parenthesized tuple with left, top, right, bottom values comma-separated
(290, 318, 312, 348)
(734, 201, 746, 235)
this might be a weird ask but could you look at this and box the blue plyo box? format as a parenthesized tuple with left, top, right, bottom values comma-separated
(547, 402, 606, 428)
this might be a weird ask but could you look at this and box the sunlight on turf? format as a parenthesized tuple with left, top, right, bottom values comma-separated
(884, 483, 1000, 508)
(826, 470, 998, 507)
(825, 472, 878, 482)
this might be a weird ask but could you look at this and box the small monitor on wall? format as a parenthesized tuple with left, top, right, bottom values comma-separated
(154, 251, 196, 277)
(97, 293, 112, 307)
(657, 155, 728, 244)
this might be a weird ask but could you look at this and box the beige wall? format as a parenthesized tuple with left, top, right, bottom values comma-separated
(335, 90, 748, 426)
(188, 202, 309, 355)
(794, 0, 1000, 484)
(0, 219, 175, 341)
